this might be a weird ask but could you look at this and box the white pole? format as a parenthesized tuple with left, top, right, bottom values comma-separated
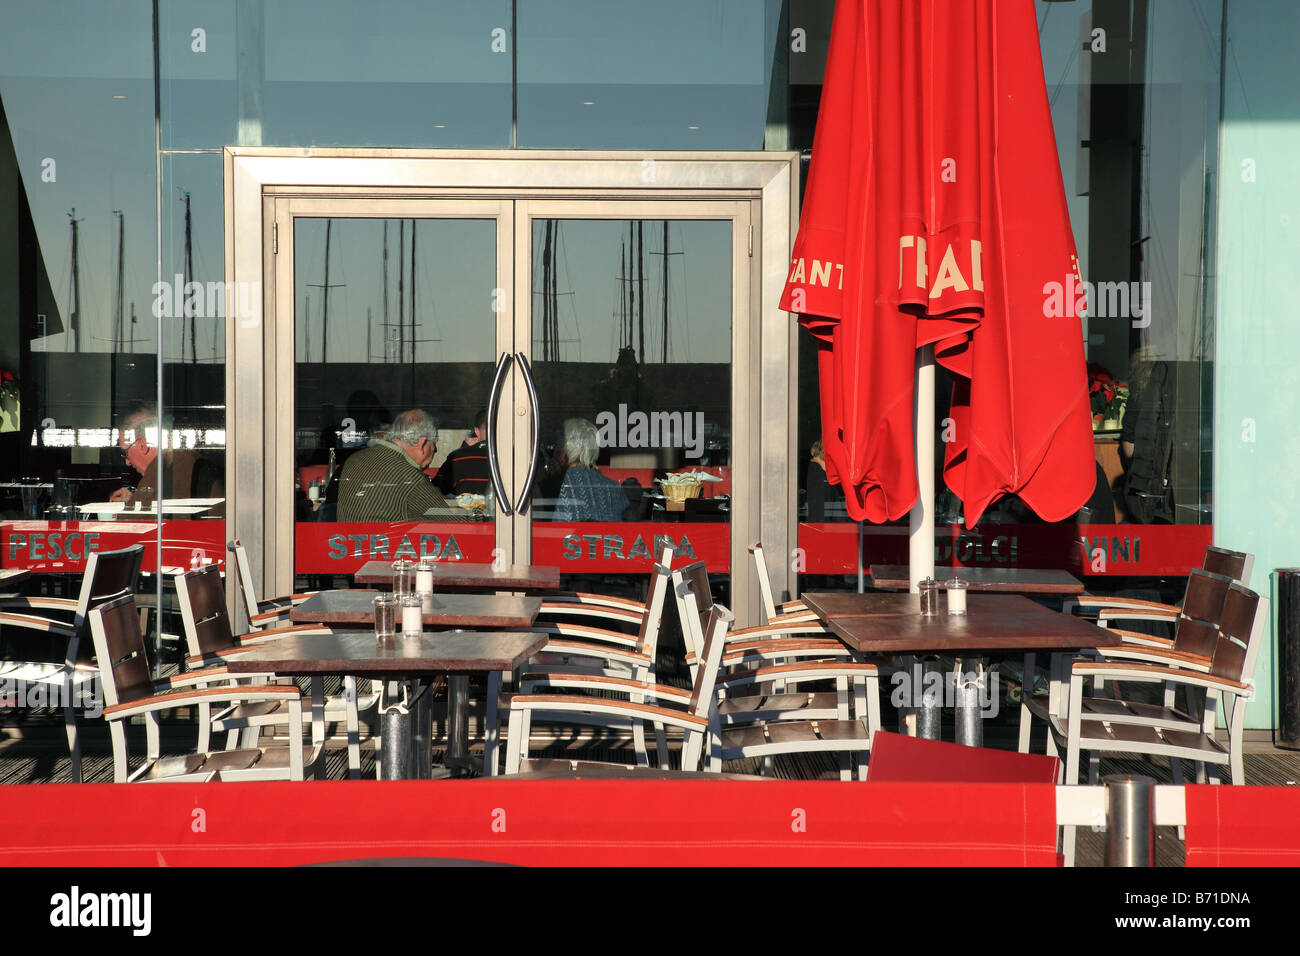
(909, 345, 936, 592)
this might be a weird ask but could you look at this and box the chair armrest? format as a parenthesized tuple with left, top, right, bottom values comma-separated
(534, 639, 651, 669)
(719, 660, 878, 691)
(727, 621, 833, 641)
(0, 611, 77, 638)
(1105, 627, 1175, 649)
(236, 623, 333, 644)
(1071, 659, 1248, 694)
(545, 592, 647, 613)
(1072, 595, 1180, 615)
(1094, 646, 1211, 673)
(508, 693, 708, 732)
(102, 684, 303, 720)
(526, 622, 641, 649)
(537, 602, 644, 626)
(723, 639, 852, 666)
(0, 596, 79, 614)
(517, 671, 689, 703)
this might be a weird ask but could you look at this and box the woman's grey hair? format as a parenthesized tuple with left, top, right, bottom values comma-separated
(388, 409, 439, 446)
(563, 418, 599, 468)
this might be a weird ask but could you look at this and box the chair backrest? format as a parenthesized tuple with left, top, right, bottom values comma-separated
(174, 564, 238, 659)
(1170, 569, 1234, 658)
(1210, 583, 1266, 685)
(226, 540, 262, 630)
(632, 560, 673, 662)
(686, 604, 732, 721)
(1203, 546, 1253, 587)
(749, 543, 779, 622)
(670, 560, 714, 665)
(72, 544, 145, 626)
(89, 593, 153, 710)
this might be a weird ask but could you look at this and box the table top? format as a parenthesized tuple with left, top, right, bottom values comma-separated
(868, 566, 1084, 594)
(803, 592, 1120, 655)
(353, 560, 561, 591)
(224, 629, 548, 676)
(290, 589, 543, 629)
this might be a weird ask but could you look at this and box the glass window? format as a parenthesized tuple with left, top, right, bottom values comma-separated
(161, 0, 512, 149)
(517, 0, 784, 149)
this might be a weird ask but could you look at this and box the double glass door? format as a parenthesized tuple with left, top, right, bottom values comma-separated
(276, 197, 751, 599)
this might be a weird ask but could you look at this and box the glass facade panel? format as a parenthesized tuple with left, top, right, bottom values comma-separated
(0, 1, 163, 663)
(161, 0, 512, 149)
(517, 0, 783, 149)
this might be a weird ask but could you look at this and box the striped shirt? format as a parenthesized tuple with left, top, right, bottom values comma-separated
(337, 440, 472, 523)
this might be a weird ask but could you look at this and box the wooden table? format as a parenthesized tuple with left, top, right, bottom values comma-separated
(287, 590, 543, 776)
(867, 566, 1084, 595)
(353, 560, 561, 592)
(227, 630, 547, 780)
(290, 590, 543, 629)
(802, 592, 1118, 746)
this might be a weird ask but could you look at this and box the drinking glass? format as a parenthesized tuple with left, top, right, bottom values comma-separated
(373, 593, 398, 641)
(392, 559, 415, 598)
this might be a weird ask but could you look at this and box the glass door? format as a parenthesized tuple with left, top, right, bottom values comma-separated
(511, 201, 752, 601)
(271, 195, 753, 603)
(274, 198, 513, 586)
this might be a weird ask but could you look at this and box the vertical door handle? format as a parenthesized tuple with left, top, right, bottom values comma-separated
(486, 351, 514, 517)
(514, 352, 541, 516)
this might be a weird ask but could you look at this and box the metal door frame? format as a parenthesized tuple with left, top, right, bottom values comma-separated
(224, 148, 799, 625)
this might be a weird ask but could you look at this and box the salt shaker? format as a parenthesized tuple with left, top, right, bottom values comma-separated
(918, 577, 940, 616)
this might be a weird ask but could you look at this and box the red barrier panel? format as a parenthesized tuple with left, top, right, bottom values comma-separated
(0, 779, 1060, 867)
(1184, 786, 1300, 866)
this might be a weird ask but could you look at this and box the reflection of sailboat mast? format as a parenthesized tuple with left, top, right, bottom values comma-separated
(183, 191, 195, 364)
(650, 221, 682, 363)
(397, 220, 405, 362)
(112, 211, 125, 352)
(66, 208, 83, 353)
(306, 220, 345, 363)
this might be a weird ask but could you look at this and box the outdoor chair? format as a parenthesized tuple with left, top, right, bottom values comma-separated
(1019, 569, 1234, 755)
(504, 602, 732, 775)
(89, 593, 319, 782)
(749, 542, 816, 622)
(227, 540, 317, 631)
(173, 564, 375, 775)
(1063, 546, 1252, 635)
(1056, 581, 1267, 866)
(497, 560, 677, 772)
(674, 564, 878, 780)
(534, 545, 674, 628)
(0, 544, 144, 781)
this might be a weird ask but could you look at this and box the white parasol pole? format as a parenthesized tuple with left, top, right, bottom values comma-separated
(909, 345, 936, 592)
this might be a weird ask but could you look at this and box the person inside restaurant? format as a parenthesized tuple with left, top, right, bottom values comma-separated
(550, 417, 626, 522)
(336, 409, 473, 522)
(434, 407, 490, 497)
(109, 402, 223, 512)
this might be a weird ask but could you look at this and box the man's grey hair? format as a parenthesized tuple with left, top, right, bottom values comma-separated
(388, 409, 439, 446)
(563, 418, 599, 468)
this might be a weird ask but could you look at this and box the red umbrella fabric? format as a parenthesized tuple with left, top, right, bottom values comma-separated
(782, 0, 1094, 528)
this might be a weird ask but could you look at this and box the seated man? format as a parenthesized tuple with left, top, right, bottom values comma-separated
(434, 407, 490, 497)
(551, 418, 625, 523)
(337, 409, 471, 522)
(110, 403, 223, 512)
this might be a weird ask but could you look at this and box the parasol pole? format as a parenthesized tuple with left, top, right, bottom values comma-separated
(909, 345, 936, 591)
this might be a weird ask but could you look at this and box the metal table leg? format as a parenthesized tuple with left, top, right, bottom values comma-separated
(953, 657, 988, 747)
(444, 674, 473, 774)
(379, 680, 434, 780)
(915, 656, 942, 740)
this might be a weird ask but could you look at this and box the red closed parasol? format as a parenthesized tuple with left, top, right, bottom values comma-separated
(782, 0, 1094, 533)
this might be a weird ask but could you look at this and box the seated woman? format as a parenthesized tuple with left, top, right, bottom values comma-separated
(551, 418, 625, 522)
